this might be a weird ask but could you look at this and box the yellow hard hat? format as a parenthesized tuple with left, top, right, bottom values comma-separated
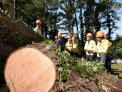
(73, 34, 76, 37)
(36, 19, 41, 24)
(87, 33, 93, 37)
(67, 35, 72, 39)
(96, 31, 104, 38)
(55, 36, 58, 39)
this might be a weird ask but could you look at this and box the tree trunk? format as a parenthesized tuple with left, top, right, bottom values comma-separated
(107, 13, 112, 40)
(80, 7, 85, 46)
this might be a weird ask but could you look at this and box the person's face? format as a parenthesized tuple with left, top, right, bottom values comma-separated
(72, 37, 76, 42)
(36, 23, 41, 27)
(96, 37, 103, 41)
(68, 38, 72, 42)
(86, 36, 92, 41)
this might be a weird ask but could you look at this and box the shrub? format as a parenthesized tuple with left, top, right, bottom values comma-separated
(56, 49, 104, 81)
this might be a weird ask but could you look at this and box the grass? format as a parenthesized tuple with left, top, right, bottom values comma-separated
(111, 63, 122, 78)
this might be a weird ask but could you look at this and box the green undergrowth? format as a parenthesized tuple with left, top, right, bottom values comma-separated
(55, 48, 104, 82)
(42, 39, 53, 45)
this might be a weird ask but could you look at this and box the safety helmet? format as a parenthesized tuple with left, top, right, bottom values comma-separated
(55, 36, 58, 39)
(73, 34, 76, 37)
(96, 31, 104, 38)
(87, 33, 93, 37)
(67, 35, 72, 39)
(36, 19, 41, 24)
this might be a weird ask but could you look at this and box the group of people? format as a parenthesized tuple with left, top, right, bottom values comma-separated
(84, 31, 112, 72)
(54, 31, 112, 72)
(65, 35, 80, 54)
(54, 34, 80, 55)
(33, 19, 112, 73)
(54, 32, 66, 51)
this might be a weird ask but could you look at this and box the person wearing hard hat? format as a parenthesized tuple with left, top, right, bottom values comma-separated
(58, 32, 62, 38)
(96, 31, 112, 72)
(33, 19, 42, 36)
(54, 36, 59, 45)
(65, 35, 73, 52)
(57, 32, 65, 51)
(72, 35, 79, 55)
(84, 33, 96, 61)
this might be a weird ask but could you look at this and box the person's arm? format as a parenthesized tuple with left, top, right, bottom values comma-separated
(33, 27, 37, 32)
(91, 41, 97, 52)
(65, 43, 68, 50)
(100, 40, 110, 53)
(84, 42, 88, 51)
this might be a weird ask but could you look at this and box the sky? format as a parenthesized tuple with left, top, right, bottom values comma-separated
(59, 0, 122, 39)
(111, 5, 122, 39)
(111, 0, 122, 39)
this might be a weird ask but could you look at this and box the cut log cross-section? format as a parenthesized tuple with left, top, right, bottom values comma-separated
(4, 48, 56, 92)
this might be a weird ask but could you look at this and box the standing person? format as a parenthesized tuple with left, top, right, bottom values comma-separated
(57, 32, 65, 51)
(54, 36, 59, 46)
(96, 31, 112, 73)
(72, 35, 79, 55)
(33, 19, 42, 36)
(65, 35, 73, 52)
(84, 33, 96, 61)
